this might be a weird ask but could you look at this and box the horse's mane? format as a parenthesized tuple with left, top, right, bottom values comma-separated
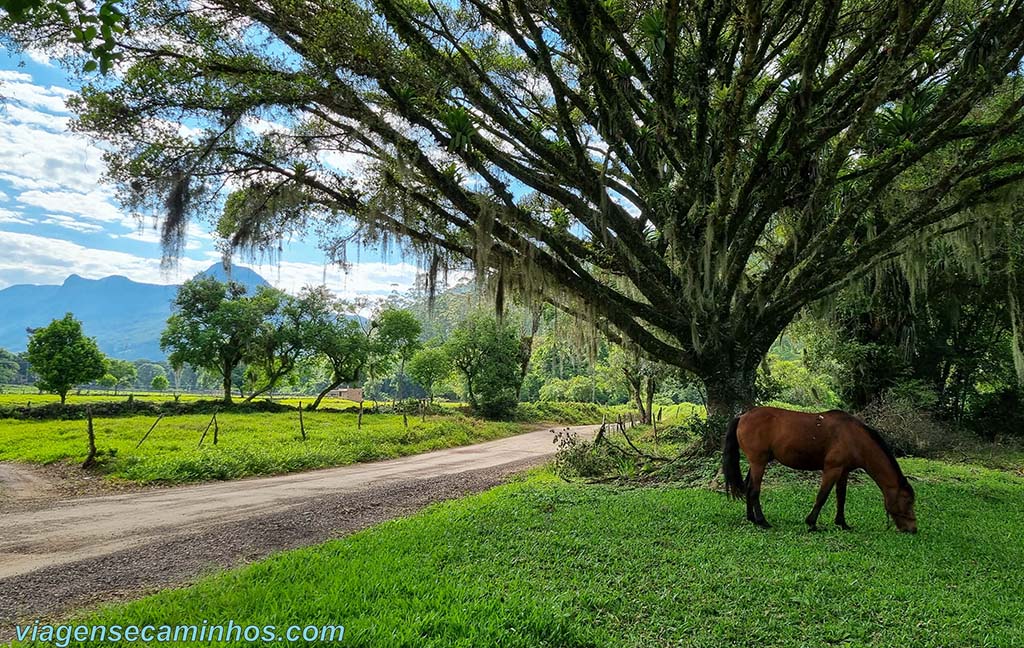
(860, 422, 912, 491)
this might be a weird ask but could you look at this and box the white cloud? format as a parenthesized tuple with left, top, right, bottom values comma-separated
(2, 103, 69, 130)
(0, 120, 109, 194)
(40, 213, 106, 233)
(24, 49, 54, 67)
(0, 71, 33, 84)
(0, 231, 443, 300)
(17, 189, 123, 222)
(0, 208, 32, 225)
(0, 231, 213, 288)
(0, 78, 73, 113)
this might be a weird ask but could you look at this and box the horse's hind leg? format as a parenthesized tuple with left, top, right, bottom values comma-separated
(747, 461, 771, 528)
(749, 472, 757, 524)
(806, 466, 843, 531)
(834, 470, 852, 530)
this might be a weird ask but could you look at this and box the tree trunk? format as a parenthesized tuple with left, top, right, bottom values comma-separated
(59, 390, 67, 406)
(465, 376, 478, 410)
(699, 363, 758, 454)
(244, 366, 290, 403)
(643, 377, 656, 426)
(222, 362, 234, 404)
(310, 377, 344, 411)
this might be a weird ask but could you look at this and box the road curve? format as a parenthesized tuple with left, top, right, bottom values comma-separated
(0, 424, 596, 630)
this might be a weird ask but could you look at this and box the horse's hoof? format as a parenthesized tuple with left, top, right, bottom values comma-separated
(806, 524, 819, 532)
(754, 520, 772, 529)
(836, 522, 852, 531)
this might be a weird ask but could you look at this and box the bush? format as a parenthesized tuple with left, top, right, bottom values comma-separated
(0, 398, 293, 421)
(552, 429, 619, 479)
(857, 394, 956, 457)
(513, 401, 616, 425)
(967, 388, 1024, 441)
(768, 359, 841, 408)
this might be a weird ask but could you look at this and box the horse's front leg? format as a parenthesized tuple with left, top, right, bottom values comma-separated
(806, 467, 843, 531)
(834, 470, 852, 530)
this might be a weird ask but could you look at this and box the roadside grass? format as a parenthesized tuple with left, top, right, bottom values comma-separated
(0, 412, 521, 484)
(29, 458, 1024, 647)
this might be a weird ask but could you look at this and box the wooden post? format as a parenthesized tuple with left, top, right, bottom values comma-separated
(420, 400, 426, 423)
(403, 411, 409, 429)
(298, 402, 306, 441)
(198, 411, 217, 447)
(212, 413, 219, 445)
(82, 410, 97, 469)
(136, 414, 164, 449)
(358, 400, 364, 430)
(629, 412, 635, 428)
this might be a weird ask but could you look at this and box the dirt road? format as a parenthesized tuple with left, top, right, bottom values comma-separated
(0, 425, 593, 631)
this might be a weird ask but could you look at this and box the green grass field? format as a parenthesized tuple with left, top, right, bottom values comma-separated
(25, 458, 1022, 647)
(0, 412, 521, 483)
(0, 389, 375, 410)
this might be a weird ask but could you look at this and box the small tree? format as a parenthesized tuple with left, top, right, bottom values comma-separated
(151, 374, 170, 391)
(609, 347, 671, 424)
(374, 309, 422, 404)
(0, 349, 20, 385)
(98, 373, 118, 391)
(242, 287, 304, 402)
(306, 292, 371, 411)
(26, 313, 106, 404)
(446, 314, 522, 418)
(106, 358, 138, 395)
(407, 346, 452, 404)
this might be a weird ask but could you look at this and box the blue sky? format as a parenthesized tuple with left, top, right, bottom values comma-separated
(0, 50, 431, 298)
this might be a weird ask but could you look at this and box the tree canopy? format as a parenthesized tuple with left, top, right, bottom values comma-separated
(161, 277, 278, 402)
(15, 0, 1024, 414)
(26, 313, 106, 404)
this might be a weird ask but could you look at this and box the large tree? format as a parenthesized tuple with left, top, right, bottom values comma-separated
(161, 277, 276, 403)
(25, 314, 106, 404)
(28, 0, 1024, 416)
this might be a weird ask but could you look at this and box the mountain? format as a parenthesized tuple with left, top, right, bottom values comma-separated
(0, 264, 270, 360)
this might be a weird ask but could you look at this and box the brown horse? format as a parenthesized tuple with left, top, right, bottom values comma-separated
(722, 406, 917, 533)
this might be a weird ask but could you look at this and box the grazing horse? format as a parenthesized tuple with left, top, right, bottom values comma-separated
(722, 406, 917, 533)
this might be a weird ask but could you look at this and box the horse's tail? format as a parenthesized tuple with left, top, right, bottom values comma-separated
(722, 415, 746, 500)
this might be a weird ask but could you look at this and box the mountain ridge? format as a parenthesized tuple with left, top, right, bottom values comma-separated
(0, 264, 271, 360)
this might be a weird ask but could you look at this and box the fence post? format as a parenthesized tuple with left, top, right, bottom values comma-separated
(198, 410, 217, 447)
(136, 414, 164, 449)
(82, 409, 97, 469)
(298, 402, 306, 441)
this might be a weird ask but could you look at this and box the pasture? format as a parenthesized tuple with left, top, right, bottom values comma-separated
(0, 389, 370, 411)
(0, 411, 521, 484)
(31, 459, 1024, 647)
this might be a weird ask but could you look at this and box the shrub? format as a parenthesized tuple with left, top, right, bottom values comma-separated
(857, 394, 956, 457)
(552, 429, 619, 479)
(967, 388, 1024, 441)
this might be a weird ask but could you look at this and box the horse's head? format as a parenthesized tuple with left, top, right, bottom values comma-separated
(885, 481, 917, 533)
